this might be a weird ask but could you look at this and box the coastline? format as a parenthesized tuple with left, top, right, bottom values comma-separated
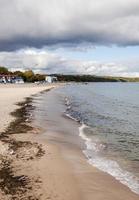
(0, 83, 58, 133)
(0, 83, 59, 199)
(32, 87, 139, 200)
(0, 84, 139, 200)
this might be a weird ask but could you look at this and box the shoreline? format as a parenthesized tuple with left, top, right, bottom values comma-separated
(0, 83, 59, 133)
(0, 83, 59, 199)
(32, 87, 139, 200)
(0, 84, 139, 199)
(78, 123, 139, 195)
(0, 84, 81, 200)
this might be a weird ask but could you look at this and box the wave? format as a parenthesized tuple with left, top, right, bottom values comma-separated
(64, 113, 79, 122)
(64, 96, 139, 195)
(79, 124, 139, 195)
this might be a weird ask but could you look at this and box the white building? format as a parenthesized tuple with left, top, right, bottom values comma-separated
(0, 76, 7, 83)
(14, 77, 24, 84)
(45, 76, 57, 83)
(0, 75, 24, 84)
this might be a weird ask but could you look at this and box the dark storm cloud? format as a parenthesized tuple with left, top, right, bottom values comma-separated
(0, 0, 139, 51)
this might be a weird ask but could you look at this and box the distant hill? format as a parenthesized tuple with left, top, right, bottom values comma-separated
(52, 74, 139, 82)
(1, 66, 139, 82)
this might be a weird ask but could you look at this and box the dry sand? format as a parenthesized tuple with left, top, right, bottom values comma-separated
(0, 83, 139, 200)
(0, 83, 81, 200)
(0, 83, 56, 133)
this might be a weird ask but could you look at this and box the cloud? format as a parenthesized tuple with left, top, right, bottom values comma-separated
(0, 48, 138, 77)
(0, 0, 139, 50)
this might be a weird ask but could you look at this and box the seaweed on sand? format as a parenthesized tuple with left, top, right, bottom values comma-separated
(3, 97, 34, 136)
(0, 96, 45, 199)
(0, 160, 29, 195)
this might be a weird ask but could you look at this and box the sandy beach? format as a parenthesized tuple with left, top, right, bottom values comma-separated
(0, 83, 139, 200)
(0, 83, 57, 133)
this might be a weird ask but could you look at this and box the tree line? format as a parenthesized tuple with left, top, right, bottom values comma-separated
(1, 66, 139, 82)
(0, 66, 45, 82)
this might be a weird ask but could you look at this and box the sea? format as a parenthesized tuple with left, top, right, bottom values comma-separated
(33, 83, 139, 194)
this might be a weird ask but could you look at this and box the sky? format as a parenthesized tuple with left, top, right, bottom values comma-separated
(0, 0, 139, 76)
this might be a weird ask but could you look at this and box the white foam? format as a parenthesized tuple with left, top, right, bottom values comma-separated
(65, 113, 79, 122)
(79, 124, 139, 195)
(79, 124, 106, 152)
(65, 97, 70, 106)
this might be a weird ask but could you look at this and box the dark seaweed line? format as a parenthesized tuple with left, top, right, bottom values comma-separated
(0, 97, 40, 199)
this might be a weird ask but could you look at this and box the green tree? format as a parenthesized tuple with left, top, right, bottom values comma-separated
(0, 66, 9, 74)
(23, 70, 35, 82)
(13, 70, 24, 77)
(12, 70, 26, 81)
(34, 74, 45, 82)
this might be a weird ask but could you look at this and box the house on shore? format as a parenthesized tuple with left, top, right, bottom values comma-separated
(45, 75, 57, 83)
(0, 75, 24, 84)
(13, 77, 24, 84)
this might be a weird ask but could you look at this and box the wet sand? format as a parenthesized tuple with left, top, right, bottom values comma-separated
(31, 87, 139, 200)
(0, 83, 57, 199)
(0, 84, 139, 199)
(0, 83, 56, 132)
